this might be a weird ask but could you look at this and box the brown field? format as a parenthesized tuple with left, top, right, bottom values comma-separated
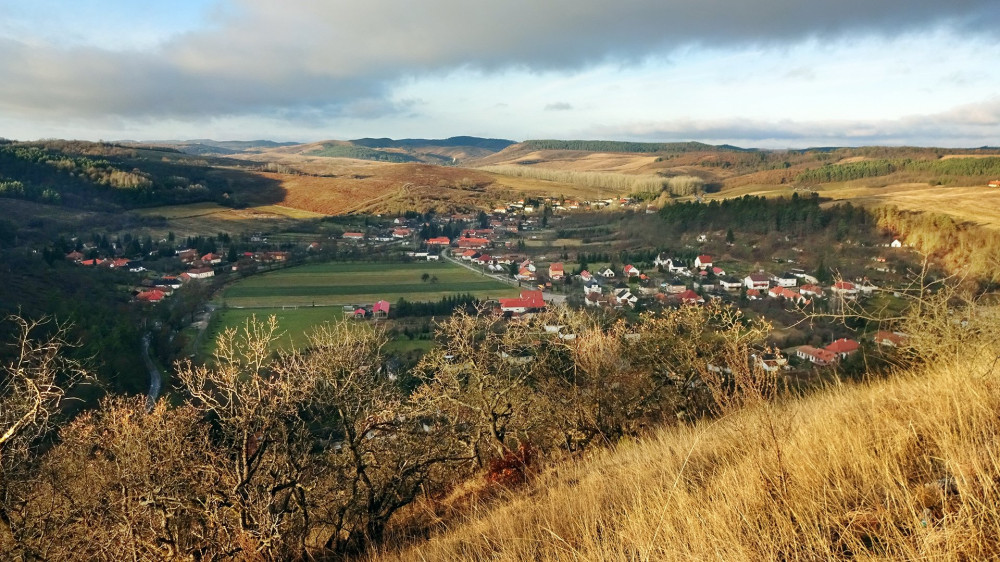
(134, 203, 325, 238)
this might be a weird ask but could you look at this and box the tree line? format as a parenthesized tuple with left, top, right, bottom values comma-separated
(659, 193, 875, 240)
(796, 157, 1000, 184)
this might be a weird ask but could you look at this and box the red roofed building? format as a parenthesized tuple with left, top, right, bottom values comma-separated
(548, 262, 565, 280)
(499, 290, 545, 314)
(136, 289, 166, 303)
(797, 345, 837, 366)
(695, 255, 713, 270)
(342, 232, 365, 240)
(426, 236, 451, 246)
(65, 251, 84, 262)
(825, 338, 860, 359)
(677, 289, 705, 305)
(745, 273, 770, 290)
(623, 264, 640, 278)
(457, 237, 490, 250)
(873, 331, 907, 347)
(202, 253, 223, 265)
(832, 281, 858, 298)
(799, 284, 824, 297)
(392, 228, 412, 238)
(373, 300, 390, 318)
(186, 267, 215, 279)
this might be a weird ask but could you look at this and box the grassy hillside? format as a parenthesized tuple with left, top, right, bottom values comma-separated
(377, 314, 1000, 561)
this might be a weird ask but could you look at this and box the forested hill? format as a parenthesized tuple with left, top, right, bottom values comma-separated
(0, 139, 283, 210)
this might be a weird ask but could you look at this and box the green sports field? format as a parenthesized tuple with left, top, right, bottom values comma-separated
(217, 261, 518, 308)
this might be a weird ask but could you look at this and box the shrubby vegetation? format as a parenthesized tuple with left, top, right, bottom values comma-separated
(0, 301, 773, 559)
(377, 287, 1000, 562)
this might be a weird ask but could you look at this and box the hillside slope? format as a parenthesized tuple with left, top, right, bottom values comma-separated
(378, 332, 1000, 561)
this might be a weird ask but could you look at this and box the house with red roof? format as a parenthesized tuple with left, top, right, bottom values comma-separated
(677, 289, 705, 305)
(392, 228, 412, 238)
(499, 290, 545, 314)
(744, 273, 770, 290)
(825, 338, 860, 359)
(515, 267, 537, 282)
(694, 255, 713, 270)
(426, 236, 451, 246)
(799, 284, 824, 297)
(65, 251, 84, 262)
(457, 237, 491, 250)
(579, 270, 593, 282)
(796, 345, 837, 366)
(201, 253, 222, 265)
(831, 281, 858, 299)
(342, 232, 365, 241)
(623, 264, 640, 278)
(186, 267, 215, 279)
(373, 300, 390, 318)
(135, 289, 166, 303)
(548, 262, 565, 280)
(873, 331, 908, 347)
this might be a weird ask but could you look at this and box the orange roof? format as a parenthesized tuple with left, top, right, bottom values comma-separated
(825, 338, 860, 354)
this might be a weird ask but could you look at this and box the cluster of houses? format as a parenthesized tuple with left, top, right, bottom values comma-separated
(565, 251, 881, 311)
(343, 300, 391, 320)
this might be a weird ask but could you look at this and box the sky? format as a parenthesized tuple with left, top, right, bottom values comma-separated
(0, 0, 999, 148)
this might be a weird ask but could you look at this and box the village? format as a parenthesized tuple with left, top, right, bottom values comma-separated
(57, 192, 919, 377)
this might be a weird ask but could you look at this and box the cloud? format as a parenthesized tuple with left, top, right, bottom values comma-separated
(545, 102, 574, 111)
(587, 98, 1000, 148)
(0, 0, 996, 128)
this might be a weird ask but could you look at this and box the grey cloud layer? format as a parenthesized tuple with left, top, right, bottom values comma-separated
(1, 0, 997, 122)
(590, 99, 1000, 147)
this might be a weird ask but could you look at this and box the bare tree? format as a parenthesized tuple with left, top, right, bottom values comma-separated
(0, 315, 89, 555)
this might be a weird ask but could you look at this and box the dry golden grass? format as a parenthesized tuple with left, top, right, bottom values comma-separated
(375, 341, 1000, 561)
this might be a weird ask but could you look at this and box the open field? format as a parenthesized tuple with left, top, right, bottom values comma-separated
(132, 202, 326, 238)
(200, 306, 436, 357)
(217, 261, 519, 308)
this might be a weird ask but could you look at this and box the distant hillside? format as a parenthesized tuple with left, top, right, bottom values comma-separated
(520, 139, 751, 153)
(127, 139, 301, 155)
(0, 139, 283, 210)
(300, 136, 517, 165)
(351, 136, 516, 152)
(306, 143, 421, 163)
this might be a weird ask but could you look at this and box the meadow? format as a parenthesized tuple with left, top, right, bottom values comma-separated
(217, 261, 519, 308)
(198, 306, 435, 359)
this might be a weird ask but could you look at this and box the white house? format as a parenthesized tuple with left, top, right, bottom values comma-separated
(613, 288, 638, 307)
(599, 267, 616, 278)
(772, 273, 798, 288)
(583, 280, 603, 295)
(719, 278, 743, 291)
(744, 273, 770, 290)
(694, 255, 713, 270)
(891, 239, 903, 248)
